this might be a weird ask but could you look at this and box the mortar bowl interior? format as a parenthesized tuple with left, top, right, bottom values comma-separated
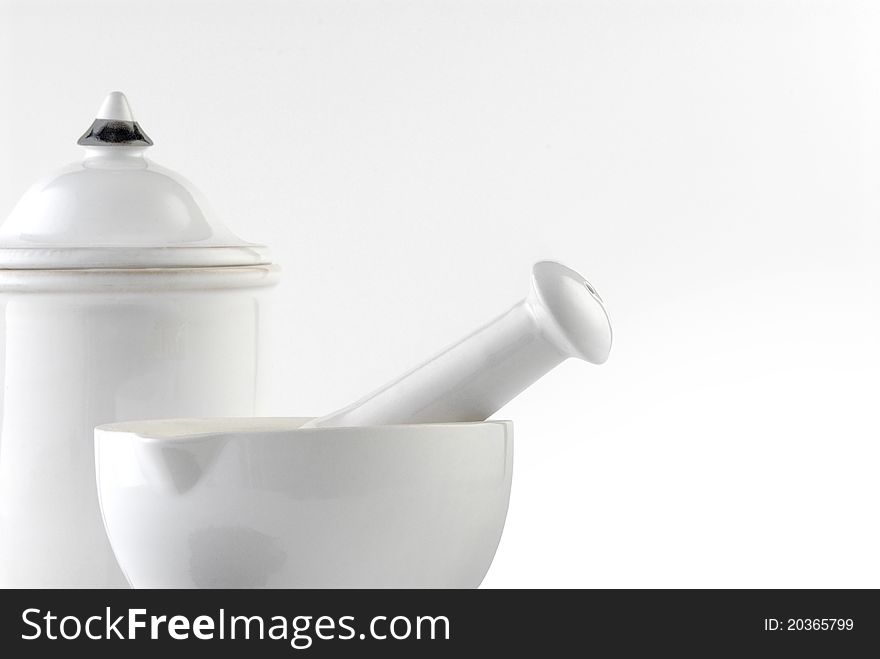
(95, 417, 513, 589)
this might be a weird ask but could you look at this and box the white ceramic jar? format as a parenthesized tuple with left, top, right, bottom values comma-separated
(0, 93, 279, 587)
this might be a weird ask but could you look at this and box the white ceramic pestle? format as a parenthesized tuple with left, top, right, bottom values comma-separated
(305, 261, 612, 428)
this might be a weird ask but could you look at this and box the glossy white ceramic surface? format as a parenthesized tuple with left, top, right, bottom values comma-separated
(0, 93, 279, 587)
(0, 280, 277, 588)
(0, 92, 270, 269)
(95, 418, 513, 589)
(309, 261, 611, 428)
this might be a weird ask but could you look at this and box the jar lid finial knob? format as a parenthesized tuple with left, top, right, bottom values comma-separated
(77, 91, 153, 147)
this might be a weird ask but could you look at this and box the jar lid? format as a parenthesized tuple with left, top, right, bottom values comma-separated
(0, 92, 272, 269)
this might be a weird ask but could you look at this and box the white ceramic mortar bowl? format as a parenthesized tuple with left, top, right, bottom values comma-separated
(95, 418, 512, 588)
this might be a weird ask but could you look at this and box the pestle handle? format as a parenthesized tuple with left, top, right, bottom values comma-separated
(307, 261, 612, 428)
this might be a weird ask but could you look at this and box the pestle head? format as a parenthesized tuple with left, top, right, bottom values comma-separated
(305, 260, 613, 428)
(529, 261, 612, 364)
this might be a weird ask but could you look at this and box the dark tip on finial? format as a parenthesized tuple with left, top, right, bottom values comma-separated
(77, 91, 153, 147)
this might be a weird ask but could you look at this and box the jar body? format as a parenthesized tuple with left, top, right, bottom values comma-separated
(0, 267, 278, 587)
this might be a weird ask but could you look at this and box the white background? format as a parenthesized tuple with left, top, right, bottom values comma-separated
(2, 0, 879, 587)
